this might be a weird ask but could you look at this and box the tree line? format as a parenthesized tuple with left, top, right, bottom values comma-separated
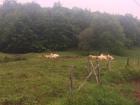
(0, 0, 140, 54)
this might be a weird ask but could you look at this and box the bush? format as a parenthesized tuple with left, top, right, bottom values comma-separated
(102, 67, 140, 84)
(0, 55, 26, 63)
(0, 95, 38, 105)
(121, 67, 140, 81)
(62, 86, 135, 105)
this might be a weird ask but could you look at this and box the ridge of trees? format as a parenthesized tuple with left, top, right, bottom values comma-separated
(0, 0, 140, 54)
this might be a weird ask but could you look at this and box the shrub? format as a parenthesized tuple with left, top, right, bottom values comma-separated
(0, 55, 26, 63)
(62, 86, 135, 105)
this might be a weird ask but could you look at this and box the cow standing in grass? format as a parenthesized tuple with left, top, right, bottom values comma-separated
(43, 53, 60, 59)
(89, 54, 114, 61)
(88, 54, 114, 71)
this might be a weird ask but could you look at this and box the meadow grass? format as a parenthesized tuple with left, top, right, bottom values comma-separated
(0, 49, 139, 105)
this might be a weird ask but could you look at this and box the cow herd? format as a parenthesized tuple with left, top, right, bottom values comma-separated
(42, 53, 114, 61)
(88, 54, 114, 61)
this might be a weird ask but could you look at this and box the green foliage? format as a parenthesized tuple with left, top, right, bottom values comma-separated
(118, 14, 140, 47)
(0, 55, 26, 63)
(0, 1, 139, 53)
(102, 67, 140, 84)
(121, 67, 140, 80)
(0, 95, 38, 105)
(63, 86, 135, 105)
(0, 50, 139, 105)
(79, 13, 126, 55)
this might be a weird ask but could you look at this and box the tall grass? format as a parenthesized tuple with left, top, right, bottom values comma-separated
(0, 49, 139, 105)
(62, 85, 135, 105)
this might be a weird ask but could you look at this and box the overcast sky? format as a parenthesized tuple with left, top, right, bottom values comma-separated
(1, 0, 140, 18)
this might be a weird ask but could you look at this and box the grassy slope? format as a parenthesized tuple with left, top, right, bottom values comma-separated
(0, 49, 139, 105)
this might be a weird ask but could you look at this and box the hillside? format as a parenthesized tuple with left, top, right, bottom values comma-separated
(0, 49, 139, 105)
(0, 0, 140, 54)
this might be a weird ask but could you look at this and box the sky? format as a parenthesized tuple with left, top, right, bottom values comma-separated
(0, 0, 140, 18)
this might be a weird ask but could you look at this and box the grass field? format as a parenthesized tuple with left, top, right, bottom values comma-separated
(0, 49, 140, 105)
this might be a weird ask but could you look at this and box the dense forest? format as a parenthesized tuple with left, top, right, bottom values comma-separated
(0, 0, 140, 54)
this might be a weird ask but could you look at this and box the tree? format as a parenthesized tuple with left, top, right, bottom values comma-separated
(79, 13, 125, 55)
(0, 1, 140, 54)
(118, 14, 140, 47)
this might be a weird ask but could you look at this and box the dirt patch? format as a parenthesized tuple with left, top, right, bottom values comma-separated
(62, 56, 82, 59)
(132, 79, 140, 104)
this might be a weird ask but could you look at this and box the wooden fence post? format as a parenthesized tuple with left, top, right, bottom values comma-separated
(69, 65, 74, 96)
(107, 60, 111, 71)
(77, 69, 93, 91)
(87, 57, 91, 74)
(126, 57, 130, 67)
(90, 61, 99, 84)
(133, 57, 136, 65)
(78, 60, 100, 91)
(138, 58, 140, 66)
(96, 60, 101, 84)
